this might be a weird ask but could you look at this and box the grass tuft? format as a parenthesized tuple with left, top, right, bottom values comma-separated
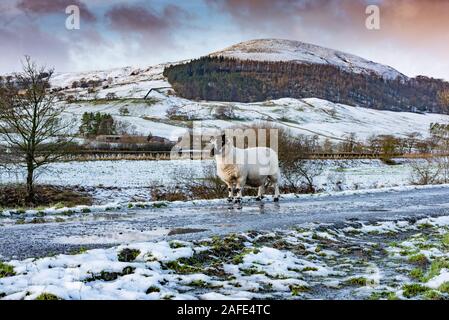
(35, 293, 62, 300)
(0, 262, 16, 278)
(408, 253, 428, 266)
(117, 248, 141, 262)
(289, 284, 310, 296)
(146, 286, 161, 294)
(438, 282, 449, 293)
(345, 277, 371, 287)
(402, 283, 430, 298)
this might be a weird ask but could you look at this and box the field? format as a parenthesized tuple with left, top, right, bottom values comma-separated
(1, 158, 418, 209)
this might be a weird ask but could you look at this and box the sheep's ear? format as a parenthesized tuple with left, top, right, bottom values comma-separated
(221, 134, 226, 146)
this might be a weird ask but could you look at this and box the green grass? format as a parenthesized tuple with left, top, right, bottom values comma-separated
(402, 283, 430, 298)
(152, 202, 168, 208)
(145, 286, 161, 294)
(442, 233, 449, 247)
(186, 280, 220, 289)
(53, 202, 67, 210)
(368, 291, 399, 300)
(422, 259, 449, 282)
(169, 241, 186, 249)
(301, 267, 319, 272)
(0, 262, 16, 278)
(289, 284, 310, 296)
(399, 248, 419, 256)
(424, 290, 442, 300)
(231, 248, 258, 265)
(15, 218, 26, 225)
(161, 260, 202, 274)
(345, 277, 371, 287)
(161, 234, 248, 277)
(117, 248, 141, 262)
(35, 293, 62, 300)
(438, 282, 449, 293)
(31, 217, 46, 224)
(409, 268, 424, 281)
(69, 247, 88, 255)
(84, 267, 135, 282)
(417, 223, 434, 230)
(408, 253, 428, 266)
(240, 267, 265, 276)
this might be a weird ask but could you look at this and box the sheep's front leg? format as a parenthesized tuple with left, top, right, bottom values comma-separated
(256, 185, 265, 201)
(227, 184, 234, 202)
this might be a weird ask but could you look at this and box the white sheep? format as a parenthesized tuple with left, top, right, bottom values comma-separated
(210, 134, 281, 203)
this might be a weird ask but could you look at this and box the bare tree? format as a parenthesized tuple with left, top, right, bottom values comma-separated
(410, 158, 441, 185)
(338, 133, 359, 153)
(277, 130, 323, 193)
(215, 105, 236, 120)
(403, 132, 422, 154)
(282, 159, 324, 192)
(0, 56, 72, 204)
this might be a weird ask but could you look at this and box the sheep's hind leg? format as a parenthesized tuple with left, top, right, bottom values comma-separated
(268, 173, 281, 202)
(273, 183, 280, 202)
(234, 183, 244, 204)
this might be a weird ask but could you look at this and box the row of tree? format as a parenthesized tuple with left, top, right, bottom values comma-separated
(79, 112, 117, 137)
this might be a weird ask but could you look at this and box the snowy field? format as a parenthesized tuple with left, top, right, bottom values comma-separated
(0, 159, 418, 206)
(1, 214, 448, 300)
(59, 94, 449, 142)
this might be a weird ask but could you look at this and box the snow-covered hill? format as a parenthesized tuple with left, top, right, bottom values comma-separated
(5, 39, 446, 143)
(210, 39, 406, 80)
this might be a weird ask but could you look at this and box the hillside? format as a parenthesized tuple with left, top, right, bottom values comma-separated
(210, 39, 406, 80)
(165, 58, 449, 114)
(46, 63, 449, 142)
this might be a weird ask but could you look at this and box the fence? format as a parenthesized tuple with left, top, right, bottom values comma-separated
(39, 150, 417, 161)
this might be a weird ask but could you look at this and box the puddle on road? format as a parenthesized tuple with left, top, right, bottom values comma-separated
(167, 228, 208, 236)
(53, 227, 169, 245)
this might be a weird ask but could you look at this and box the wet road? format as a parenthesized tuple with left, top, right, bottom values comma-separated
(1, 185, 449, 260)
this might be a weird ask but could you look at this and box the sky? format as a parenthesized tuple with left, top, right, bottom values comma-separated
(1, 0, 448, 80)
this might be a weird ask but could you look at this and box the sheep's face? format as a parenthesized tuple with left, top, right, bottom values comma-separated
(210, 134, 227, 156)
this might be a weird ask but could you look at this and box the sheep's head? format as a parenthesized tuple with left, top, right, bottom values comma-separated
(210, 133, 229, 156)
